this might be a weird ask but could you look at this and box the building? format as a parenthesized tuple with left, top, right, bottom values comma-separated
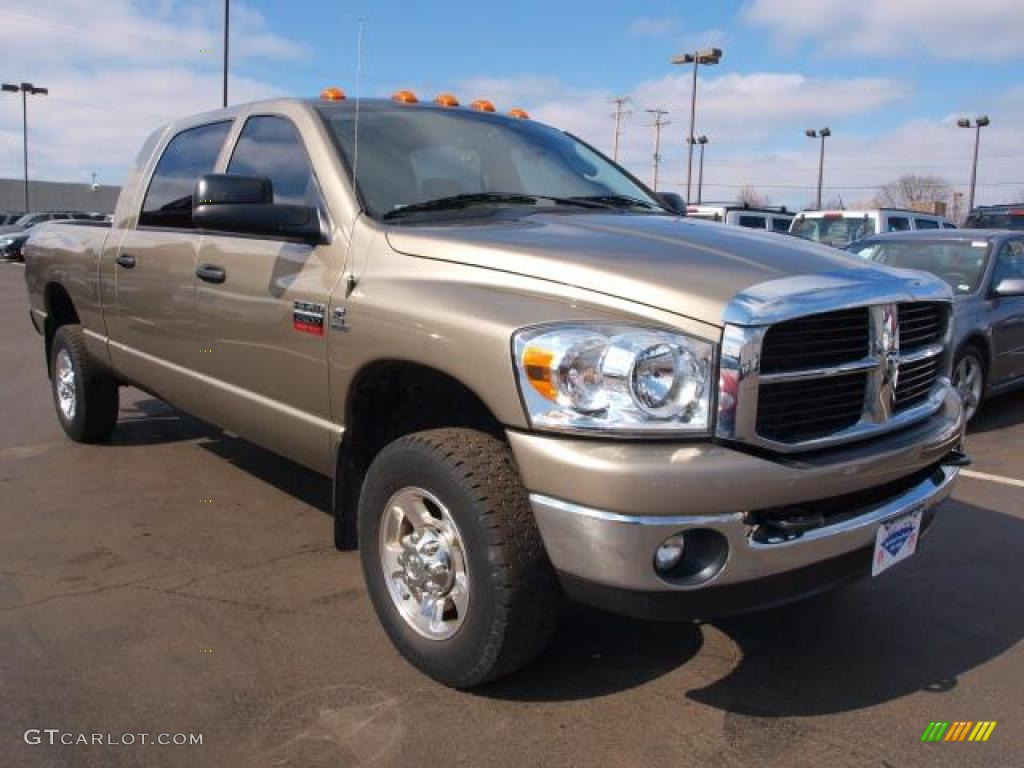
(0, 178, 120, 215)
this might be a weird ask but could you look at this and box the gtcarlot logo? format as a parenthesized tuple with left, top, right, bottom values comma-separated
(24, 729, 203, 746)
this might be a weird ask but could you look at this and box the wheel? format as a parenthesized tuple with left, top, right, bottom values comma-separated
(952, 346, 985, 423)
(358, 428, 561, 688)
(50, 325, 119, 442)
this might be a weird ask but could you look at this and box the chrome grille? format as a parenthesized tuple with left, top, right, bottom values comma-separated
(718, 300, 950, 453)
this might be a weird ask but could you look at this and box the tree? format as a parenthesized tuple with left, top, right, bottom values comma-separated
(874, 174, 952, 209)
(737, 186, 769, 207)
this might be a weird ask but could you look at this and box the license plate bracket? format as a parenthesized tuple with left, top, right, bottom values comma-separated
(872, 508, 924, 577)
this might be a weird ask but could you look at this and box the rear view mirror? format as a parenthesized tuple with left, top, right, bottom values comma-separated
(192, 173, 326, 245)
(657, 192, 686, 215)
(992, 277, 1024, 297)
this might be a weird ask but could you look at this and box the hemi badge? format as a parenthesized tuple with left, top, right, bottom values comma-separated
(293, 300, 325, 335)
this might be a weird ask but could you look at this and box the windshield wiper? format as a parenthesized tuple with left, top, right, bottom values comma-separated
(381, 192, 610, 220)
(567, 194, 660, 211)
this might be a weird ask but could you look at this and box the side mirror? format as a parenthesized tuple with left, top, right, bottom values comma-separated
(192, 173, 325, 245)
(992, 277, 1024, 298)
(656, 192, 686, 215)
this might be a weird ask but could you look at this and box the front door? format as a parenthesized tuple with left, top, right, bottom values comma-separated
(192, 114, 340, 472)
(989, 238, 1024, 384)
(107, 121, 232, 408)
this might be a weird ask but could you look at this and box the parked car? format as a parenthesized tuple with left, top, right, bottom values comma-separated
(848, 230, 1024, 420)
(687, 202, 794, 232)
(0, 213, 25, 226)
(792, 208, 956, 247)
(0, 225, 35, 261)
(964, 204, 1024, 231)
(0, 211, 73, 235)
(24, 93, 965, 687)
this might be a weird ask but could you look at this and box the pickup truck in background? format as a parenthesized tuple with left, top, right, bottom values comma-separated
(24, 90, 966, 688)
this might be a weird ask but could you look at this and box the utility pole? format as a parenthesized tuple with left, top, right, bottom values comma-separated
(646, 109, 670, 192)
(957, 116, 990, 213)
(610, 97, 631, 162)
(805, 127, 831, 210)
(693, 135, 709, 205)
(222, 0, 230, 107)
(671, 47, 722, 202)
(2, 81, 48, 212)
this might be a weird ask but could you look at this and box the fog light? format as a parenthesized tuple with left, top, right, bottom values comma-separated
(654, 534, 686, 572)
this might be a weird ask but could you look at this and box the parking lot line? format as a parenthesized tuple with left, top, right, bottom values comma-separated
(960, 469, 1024, 489)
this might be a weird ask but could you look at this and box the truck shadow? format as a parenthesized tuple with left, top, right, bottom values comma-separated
(482, 499, 1024, 709)
(968, 387, 1024, 434)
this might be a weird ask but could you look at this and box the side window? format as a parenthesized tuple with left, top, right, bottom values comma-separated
(915, 218, 940, 230)
(738, 215, 767, 229)
(993, 240, 1024, 285)
(227, 115, 319, 207)
(888, 216, 910, 232)
(942, 222, 957, 229)
(772, 217, 791, 233)
(139, 121, 231, 229)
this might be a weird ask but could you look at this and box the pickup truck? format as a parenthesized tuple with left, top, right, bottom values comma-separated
(24, 90, 966, 688)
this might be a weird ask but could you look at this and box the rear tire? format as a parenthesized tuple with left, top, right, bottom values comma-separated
(358, 428, 561, 688)
(50, 325, 119, 442)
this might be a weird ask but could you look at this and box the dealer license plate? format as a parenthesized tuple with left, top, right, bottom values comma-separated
(872, 509, 923, 577)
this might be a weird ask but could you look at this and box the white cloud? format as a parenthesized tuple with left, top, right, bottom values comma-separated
(627, 17, 681, 38)
(742, 0, 1024, 60)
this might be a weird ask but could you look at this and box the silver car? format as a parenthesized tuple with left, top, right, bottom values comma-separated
(849, 229, 1024, 420)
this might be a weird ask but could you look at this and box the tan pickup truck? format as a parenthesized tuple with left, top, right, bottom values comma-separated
(24, 90, 966, 687)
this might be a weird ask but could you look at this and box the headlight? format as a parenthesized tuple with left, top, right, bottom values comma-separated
(513, 324, 715, 435)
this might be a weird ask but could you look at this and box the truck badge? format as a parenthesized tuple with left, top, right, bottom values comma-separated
(293, 301, 325, 335)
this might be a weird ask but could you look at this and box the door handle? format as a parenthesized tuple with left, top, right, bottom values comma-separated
(196, 263, 226, 284)
(115, 253, 136, 268)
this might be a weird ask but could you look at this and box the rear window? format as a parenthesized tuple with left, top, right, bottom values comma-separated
(791, 215, 877, 246)
(738, 215, 766, 229)
(915, 218, 940, 230)
(887, 216, 910, 232)
(964, 210, 1024, 230)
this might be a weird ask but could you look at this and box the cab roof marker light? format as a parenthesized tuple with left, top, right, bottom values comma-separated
(508, 108, 530, 119)
(434, 93, 460, 107)
(392, 90, 418, 104)
(320, 86, 346, 101)
(470, 99, 496, 113)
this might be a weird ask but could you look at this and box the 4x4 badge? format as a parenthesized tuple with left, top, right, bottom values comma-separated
(293, 300, 325, 335)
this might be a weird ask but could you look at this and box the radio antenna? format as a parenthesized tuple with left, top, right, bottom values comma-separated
(352, 18, 364, 201)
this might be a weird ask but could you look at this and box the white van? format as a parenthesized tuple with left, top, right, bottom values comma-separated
(687, 203, 795, 233)
(790, 208, 956, 247)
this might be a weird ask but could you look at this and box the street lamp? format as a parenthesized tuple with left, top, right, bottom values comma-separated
(671, 47, 722, 203)
(222, 0, 230, 107)
(688, 135, 709, 204)
(2, 81, 48, 212)
(957, 116, 990, 213)
(805, 126, 831, 210)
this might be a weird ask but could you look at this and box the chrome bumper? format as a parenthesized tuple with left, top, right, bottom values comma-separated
(530, 464, 958, 594)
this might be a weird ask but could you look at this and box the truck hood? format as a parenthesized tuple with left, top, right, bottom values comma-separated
(386, 212, 948, 327)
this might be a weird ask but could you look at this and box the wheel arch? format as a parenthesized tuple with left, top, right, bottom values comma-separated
(43, 282, 80, 377)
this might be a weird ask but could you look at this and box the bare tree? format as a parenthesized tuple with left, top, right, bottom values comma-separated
(874, 174, 952, 208)
(737, 186, 769, 207)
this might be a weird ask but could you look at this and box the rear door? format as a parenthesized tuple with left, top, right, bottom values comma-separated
(107, 120, 232, 408)
(989, 238, 1024, 384)
(192, 112, 339, 472)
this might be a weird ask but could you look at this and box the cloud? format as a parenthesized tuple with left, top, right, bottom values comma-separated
(741, 0, 1024, 60)
(0, 1, 297, 184)
(627, 16, 681, 39)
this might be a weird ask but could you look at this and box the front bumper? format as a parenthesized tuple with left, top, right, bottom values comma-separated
(508, 382, 964, 619)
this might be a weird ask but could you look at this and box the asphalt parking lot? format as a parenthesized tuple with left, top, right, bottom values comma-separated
(1, 261, 1021, 768)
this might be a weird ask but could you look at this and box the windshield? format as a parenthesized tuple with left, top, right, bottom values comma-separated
(14, 213, 47, 227)
(849, 239, 991, 294)
(791, 215, 876, 246)
(317, 103, 661, 220)
(964, 210, 1024, 230)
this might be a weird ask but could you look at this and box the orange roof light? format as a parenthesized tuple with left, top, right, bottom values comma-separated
(392, 90, 418, 104)
(319, 86, 346, 101)
(508, 108, 530, 119)
(434, 92, 460, 107)
(470, 99, 496, 113)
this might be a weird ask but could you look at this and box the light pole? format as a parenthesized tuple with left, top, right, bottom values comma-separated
(222, 0, 230, 107)
(805, 126, 831, 210)
(688, 135, 709, 204)
(957, 116, 990, 213)
(2, 81, 48, 212)
(671, 47, 722, 203)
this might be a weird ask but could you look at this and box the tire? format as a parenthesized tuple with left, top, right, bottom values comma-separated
(50, 324, 119, 442)
(358, 428, 561, 688)
(952, 345, 985, 423)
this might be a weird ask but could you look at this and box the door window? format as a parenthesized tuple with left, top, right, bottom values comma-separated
(887, 216, 910, 232)
(992, 240, 1024, 285)
(227, 115, 320, 207)
(738, 215, 767, 229)
(139, 121, 232, 228)
(772, 217, 791, 233)
(914, 218, 940, 230)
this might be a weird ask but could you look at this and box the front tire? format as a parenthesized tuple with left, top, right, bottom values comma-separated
(952, 346, 985, 423)
(50, 325, 119, 442)
(358, 428, 561, 688)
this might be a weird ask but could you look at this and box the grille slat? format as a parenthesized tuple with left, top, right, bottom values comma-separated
(756, 371, 867, 442)
(898, 303, 943, 350)
(760, 307, 869, 374)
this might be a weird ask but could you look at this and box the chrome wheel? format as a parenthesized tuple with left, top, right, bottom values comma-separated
(55, 348, 77, 422)
(378, 486, 469, 640)
(953, 353, 983, 422)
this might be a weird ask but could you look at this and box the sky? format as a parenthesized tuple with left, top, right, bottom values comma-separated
(0, 0, 1022, 210)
